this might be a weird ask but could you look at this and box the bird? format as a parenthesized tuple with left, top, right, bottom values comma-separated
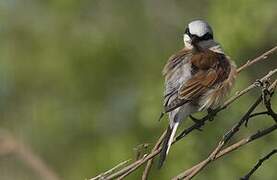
(158, 20, 237, 168)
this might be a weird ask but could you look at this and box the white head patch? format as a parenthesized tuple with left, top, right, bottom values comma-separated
(188, 20, 213, 37)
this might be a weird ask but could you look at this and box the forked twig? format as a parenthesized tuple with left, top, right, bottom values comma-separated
(172, 80, 277, 180)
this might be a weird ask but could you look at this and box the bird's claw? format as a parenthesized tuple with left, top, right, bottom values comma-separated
(207, 108, 216, 121)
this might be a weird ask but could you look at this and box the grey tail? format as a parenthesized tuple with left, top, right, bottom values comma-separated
(158, 126, 172, 169)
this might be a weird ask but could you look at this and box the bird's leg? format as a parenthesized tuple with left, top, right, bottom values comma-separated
(188, 108, 218, 132)
(207, 108, 217, 121)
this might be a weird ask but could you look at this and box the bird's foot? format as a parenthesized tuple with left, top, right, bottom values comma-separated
(207, 108, 217, 121)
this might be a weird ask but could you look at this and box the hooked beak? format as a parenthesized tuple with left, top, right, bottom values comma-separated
(190, 35, 202, 51)
(191, 36, 199, 46)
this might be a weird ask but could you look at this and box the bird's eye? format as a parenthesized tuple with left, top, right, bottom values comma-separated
(200, 32, 213, 40)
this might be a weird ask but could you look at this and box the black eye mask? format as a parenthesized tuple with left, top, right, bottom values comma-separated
(199, 33, 213, 41)
(185, 27, 213, 41)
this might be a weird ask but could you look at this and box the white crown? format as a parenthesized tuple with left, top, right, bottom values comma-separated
(188, 20, 213, 37)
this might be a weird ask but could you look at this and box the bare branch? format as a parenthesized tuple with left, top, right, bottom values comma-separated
(105, 148, 161, 179)
(89, 46, 277, 180)
(142, 131, 166, 180)
(172, 80, 277, 180)
(240, 149, 277, 180)
(0, 130, 60, 180)
(104, 74, 276, 180)
(89, 159, 131, 180)
(172, 124, 277, 180)
(176, 69, 277, 141)
(237, 46, 277, 73)
(173, 96, 263, 180)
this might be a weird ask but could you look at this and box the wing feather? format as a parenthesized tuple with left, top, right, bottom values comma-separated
(179, 70, 218, 100)
(163, 48, 192, 106)
(163, 49, 231, 113)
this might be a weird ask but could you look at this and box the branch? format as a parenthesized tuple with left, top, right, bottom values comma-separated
(0, 130, 60, 180)
(173, 124, 277, 180)
(142, 131, 166, 180)
(237, 46, 277, 73)
(240, 149, 277, 180)
(172, 80, 277, 180)
(89, 159, 130, 180)
(89, 46, 277, 180)
(175, 68, 277, 141)
(94, 54, 277, 180)
(173, 96, 262, 180)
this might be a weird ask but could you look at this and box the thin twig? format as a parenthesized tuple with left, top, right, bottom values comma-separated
(105, 148, 161, 179)
(173, 80, 276, 180)
(117, 155, 148, 180)
(94, 71, 277, 180)
(176, 69, 277, 140)
(245, 111, 269, 127)
(174, 96, 263, 180)
(142, 131, 166, 180)
(248, 111, 269, 119)
(240, 149, 277, 180)
(90, 159, 131, 180)
(172, 124, 277, 180)
(0, 130, 60, 180)
(237, 46, 277, 73)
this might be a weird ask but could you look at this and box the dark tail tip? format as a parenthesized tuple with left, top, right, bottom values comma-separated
(158, 126, 172, 169)
(158, 145, 167, 169)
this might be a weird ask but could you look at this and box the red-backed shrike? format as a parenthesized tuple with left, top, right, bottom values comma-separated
(159, 20, 237, 167)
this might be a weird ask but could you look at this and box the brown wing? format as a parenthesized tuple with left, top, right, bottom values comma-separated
(179, 69, 218, 100)
(179, 50, 230, 101)
(163, 50, 231, 113)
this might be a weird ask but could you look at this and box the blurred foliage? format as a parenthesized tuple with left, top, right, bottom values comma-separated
(0, 0, 276, 179)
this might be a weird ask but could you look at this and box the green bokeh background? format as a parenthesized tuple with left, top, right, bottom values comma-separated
(0, 0, 276, 179)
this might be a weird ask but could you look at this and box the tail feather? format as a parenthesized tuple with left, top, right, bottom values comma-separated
(158, 122, 179, 168)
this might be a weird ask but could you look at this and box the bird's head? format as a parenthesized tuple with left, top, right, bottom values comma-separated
(183, 20, 214, 49)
